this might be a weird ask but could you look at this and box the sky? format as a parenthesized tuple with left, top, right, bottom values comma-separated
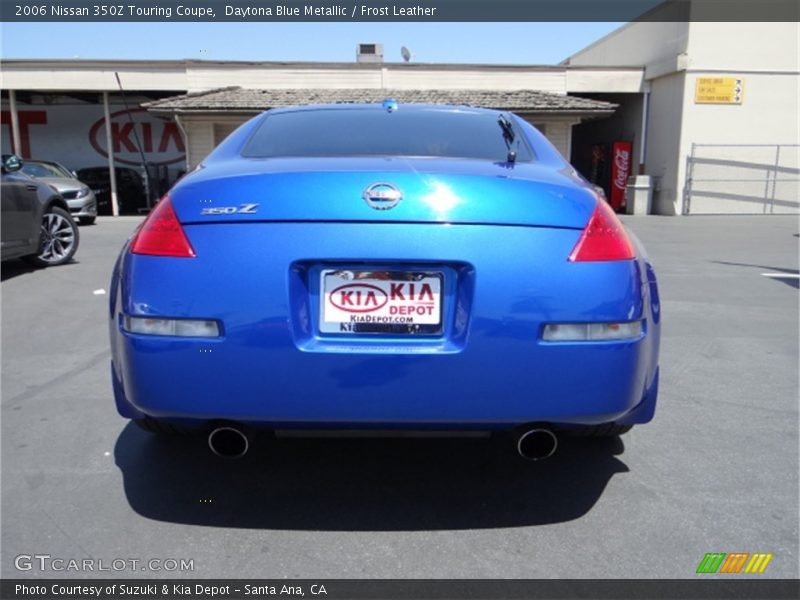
(0, 22, 623, 65)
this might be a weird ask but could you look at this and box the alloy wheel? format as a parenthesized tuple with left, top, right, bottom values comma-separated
(39, 211, 76, 264)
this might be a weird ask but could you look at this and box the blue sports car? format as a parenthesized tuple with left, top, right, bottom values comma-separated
(109, 102, 660, 460)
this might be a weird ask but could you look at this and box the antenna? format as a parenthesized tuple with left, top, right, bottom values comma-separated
(401, 46, 412, 62)
(114, 72, 152, 210)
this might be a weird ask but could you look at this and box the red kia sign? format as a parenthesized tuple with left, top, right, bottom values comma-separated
(88, 108, 185, 166)
(1, 104, 186, 177)
(610, 141, 632, 210)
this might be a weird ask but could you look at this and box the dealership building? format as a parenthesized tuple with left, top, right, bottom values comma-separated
(1, 20, 797, 215)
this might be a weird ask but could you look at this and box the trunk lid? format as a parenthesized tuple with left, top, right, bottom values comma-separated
(170, 157, 595, 229)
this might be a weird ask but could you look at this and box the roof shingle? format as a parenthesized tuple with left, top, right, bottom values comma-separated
(143, 87, 617, 114)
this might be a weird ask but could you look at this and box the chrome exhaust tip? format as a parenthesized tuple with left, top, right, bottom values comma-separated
(208, 426, 250, 459)
(516, 428, 558, 461)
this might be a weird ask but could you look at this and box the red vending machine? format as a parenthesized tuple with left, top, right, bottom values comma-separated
(610, 141, 633, 211)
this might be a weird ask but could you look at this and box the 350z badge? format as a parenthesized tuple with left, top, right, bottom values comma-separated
(200, 203, 259, 215)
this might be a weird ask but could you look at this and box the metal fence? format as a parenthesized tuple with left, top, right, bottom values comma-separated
(683, 144, 800, 215)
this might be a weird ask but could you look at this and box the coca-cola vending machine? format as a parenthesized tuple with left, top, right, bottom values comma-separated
(609, 141, 633, 211)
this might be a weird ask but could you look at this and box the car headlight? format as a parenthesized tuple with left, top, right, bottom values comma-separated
(75, 187, 91, 198)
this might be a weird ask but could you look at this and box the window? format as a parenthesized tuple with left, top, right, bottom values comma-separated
(21, 162, 71, 179)
(241, 108, 534, 162)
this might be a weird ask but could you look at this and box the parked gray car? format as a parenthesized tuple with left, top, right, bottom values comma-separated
(1, 155, 79, 266)
(20, 159, 97, 225)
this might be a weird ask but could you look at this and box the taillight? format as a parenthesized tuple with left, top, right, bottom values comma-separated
(130, 196, 195, 257)
(568, 198, 634, 262)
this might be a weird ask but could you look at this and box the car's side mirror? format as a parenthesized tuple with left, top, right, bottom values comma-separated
(1, 154, 23, 173)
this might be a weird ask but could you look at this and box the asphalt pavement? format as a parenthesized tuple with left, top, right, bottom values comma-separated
(1, 215, 798, 579)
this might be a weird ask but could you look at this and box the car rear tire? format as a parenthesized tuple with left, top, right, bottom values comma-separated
(134, 417, 199, 436)
(22, 206, 79, 267)
(79, 216, 96, 226)
(569, 424, 633, 437)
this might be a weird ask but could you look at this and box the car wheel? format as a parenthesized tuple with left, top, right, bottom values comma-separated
(23, 206, 79, 267)
(79, 216, 96, 226)
(569, 424, 633, 437)
(134, 417, 199, 436)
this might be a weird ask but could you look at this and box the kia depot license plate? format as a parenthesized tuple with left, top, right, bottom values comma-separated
(320, 270, 443, 335)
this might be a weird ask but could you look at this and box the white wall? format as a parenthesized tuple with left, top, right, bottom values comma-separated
(1, 63, 187, 92)
(184, 120, 214, 170)
(568, 21, 800, 215)
(646, 73, 687, 215)
(676, 22, 800, 214)
(565, 69, 645, 93)
(185, 64, 569, 93)
(538, 120, 578, 160)
(186, 66, 383, 91)
(686, 22, 799, 72)
(679, 70, 800, 214)
(382, 68, 565, 93)
(567, 22, 690, 69)
(182, 116, 251, 169)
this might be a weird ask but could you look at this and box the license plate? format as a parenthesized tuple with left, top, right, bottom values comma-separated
(320, 270, 443, 335)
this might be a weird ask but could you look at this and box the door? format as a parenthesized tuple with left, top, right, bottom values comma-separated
(1, 173, 39, 257)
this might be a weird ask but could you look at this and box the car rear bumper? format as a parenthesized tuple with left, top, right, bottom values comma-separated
(112, 334, 653, 428)
(109, 223, 660, 428)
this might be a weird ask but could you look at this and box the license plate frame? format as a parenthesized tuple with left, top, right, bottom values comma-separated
(319, 269, 444, 335)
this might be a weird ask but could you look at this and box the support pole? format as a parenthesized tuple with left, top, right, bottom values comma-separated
(103, 91, 120, 217)
(8, 90, 22, 157)
(639, 90, 650, 174)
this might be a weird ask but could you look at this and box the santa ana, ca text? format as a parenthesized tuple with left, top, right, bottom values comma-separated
(15, 583, 327, 596)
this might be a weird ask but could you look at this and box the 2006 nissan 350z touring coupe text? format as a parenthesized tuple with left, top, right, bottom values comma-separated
(109, 102, 661, 460)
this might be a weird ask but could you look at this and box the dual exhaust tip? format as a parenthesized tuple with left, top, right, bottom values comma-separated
(208, 426, 251, 459)
(515, 428, 558, 461)
(207, 425, 558, 461)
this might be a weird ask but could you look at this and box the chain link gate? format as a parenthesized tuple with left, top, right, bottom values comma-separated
(683, 144, 799, 215)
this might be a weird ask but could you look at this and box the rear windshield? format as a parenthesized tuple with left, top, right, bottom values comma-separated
(241, 108, 533, 162)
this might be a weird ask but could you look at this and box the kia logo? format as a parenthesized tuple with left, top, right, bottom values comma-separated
(88, 108, 185, 167)
(330, 284, 389, 313)
(363, 182, 402, 210)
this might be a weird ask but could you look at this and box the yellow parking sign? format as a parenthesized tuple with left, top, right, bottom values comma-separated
(695, 77, 744, 104)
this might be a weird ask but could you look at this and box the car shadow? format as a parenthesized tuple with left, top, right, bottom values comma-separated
(114, 423, 628, 530)
(1, 259, 81, 281)
(1, 259, 37, 281)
